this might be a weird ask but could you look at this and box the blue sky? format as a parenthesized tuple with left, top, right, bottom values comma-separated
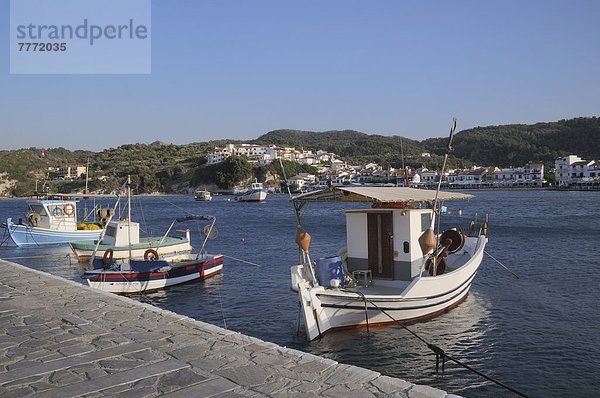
(1, 0, 599, 151)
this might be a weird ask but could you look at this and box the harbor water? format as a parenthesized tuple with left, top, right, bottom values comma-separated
(1, 190, 598, 397)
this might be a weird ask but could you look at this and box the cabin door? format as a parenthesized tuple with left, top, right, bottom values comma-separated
(367, 212, 394, 279)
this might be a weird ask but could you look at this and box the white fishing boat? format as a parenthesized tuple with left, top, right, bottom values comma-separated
(290, 186, 488, 340)
(290, 119, 489, 340)
(235, 182, 268, 202)
(4, 195, 109, 246)
(70, 177, 191, 261)
(194, 189, 212, 201)
(69, 218, 192, 261)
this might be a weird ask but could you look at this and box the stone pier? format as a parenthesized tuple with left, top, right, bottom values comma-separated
(0, 259, 456, 397)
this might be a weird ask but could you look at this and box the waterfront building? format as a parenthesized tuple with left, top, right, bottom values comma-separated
(206, 143, 337, 166)
(491, 163, 545, 187)
(206, 144, 278, 165)
(555, 155, 600, 188)
(416, 168, 438, 187)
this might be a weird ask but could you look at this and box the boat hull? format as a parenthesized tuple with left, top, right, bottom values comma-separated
(83, 255, 224, 294)
(69, 237, 192, 261)
(5, 218, 103, 246)
(294, 235, 487, 340)
(194, 192, 212, 201)
(234, 190, 267, 202)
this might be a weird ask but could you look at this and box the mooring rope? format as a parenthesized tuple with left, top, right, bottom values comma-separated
(156, 195, 195, 217)
(217, 282, 228, 330)
(485, 250, 520, 279)
(345, 292, 531, 398)
(0, 255, 54, 260)
(223, 254, 263, 268)
(0, 226, 13, 249)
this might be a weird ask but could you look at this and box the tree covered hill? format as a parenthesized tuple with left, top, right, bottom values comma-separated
(254, 129, 426, 167)
(0, 147, 95, 196)
(0, 117, 598, 196)
(422, 117, 600, 167)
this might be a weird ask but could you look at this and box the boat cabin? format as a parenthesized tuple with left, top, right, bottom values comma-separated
(26, 199, 78, 231)
(292, 186, 474, 286)
(344, 207, 433, 283)
(102, 219, 140, 246)
(194, 190, 212, 201)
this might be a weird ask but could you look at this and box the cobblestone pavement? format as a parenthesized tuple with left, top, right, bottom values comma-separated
(0, 259, 457, 397)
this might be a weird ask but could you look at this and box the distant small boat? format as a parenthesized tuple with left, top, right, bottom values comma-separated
(235, 182, 268, 202)
(4, 196, 106, 246)
(82, 215, 223, 295)
(194, 189, 212, 202)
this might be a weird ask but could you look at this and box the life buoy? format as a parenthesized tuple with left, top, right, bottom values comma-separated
(144, 249, 159, 261)
(63, 203, 75, 217)
(102, 249, 114, 266)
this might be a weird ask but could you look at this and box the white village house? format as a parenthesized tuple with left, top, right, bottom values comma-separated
(555, 155, 600, 188)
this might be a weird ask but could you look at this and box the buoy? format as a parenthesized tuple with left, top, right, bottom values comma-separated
(295, 227, 311, 253)
(418, 229, 436, 255)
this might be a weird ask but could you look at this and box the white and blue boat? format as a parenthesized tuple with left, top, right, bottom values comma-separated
(234, 182, 268, 202)
(4, 197, 105, 246)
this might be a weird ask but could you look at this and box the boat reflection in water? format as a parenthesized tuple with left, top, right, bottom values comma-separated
(308, 289, 494, 395)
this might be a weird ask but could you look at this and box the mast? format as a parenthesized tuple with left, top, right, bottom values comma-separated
(400, 138, 410, 187)
(432, 117, 457, 222)
(279, 158, 317, 285)
(127, 175, 132, 260)
(418, 118, 457, 265)
(84, 157, 89, 220)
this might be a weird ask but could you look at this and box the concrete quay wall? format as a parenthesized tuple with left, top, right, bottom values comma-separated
(0, 259, 458, 398)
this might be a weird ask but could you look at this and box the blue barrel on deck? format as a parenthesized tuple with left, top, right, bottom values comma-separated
(315, 256, 345, 288)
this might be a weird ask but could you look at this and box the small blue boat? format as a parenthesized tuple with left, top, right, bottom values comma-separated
(4, 197, 104, 246)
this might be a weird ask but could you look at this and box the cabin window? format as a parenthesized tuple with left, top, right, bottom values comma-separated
(28, 204, 47, 216)
(421, 213, 431, 232)
(49, 205, 64, 217)
(106, 225, 116, 237)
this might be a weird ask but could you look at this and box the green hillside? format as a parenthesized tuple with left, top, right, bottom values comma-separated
(254, 129, 432, 168)
(422, 117, 600, 166)
(0, 117, 598, 196)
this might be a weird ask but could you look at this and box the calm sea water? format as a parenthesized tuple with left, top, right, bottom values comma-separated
(1, 190, 598, 397)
